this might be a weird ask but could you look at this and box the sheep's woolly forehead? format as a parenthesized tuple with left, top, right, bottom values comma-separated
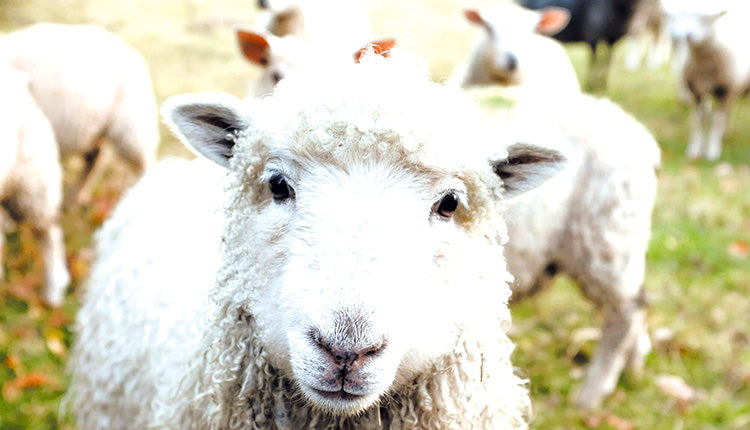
(231, 52, 505, 232)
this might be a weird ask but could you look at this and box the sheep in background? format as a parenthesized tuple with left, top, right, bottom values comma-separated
(453, 4, 580, 98)
(487, 94, 660, 409)
(68, 52, 571, 429)
(255, 0, 372, 55)
(236, 29, 309, 96)
(236, 29, 396, 96)
(519, 0, 642, 91)
(624, 0, 671, 70)
(0, 66, 70, 307)
(0, 23, 159, 204)
(663, 1, 750, 161)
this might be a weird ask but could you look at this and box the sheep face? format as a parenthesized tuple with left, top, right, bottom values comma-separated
(664, 8, 726, 47)
(165, 55, 565, 418)
(465, 6, 570, 84)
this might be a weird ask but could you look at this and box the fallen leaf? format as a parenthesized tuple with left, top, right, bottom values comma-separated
(583, 412, 634, 430)
(656, 374, 695, 404)
(90, 198, 115, 225)
(604, 412, 635, 430)
(728, 241, 748, 258)
(45, 328, 67, 357)
(5, 355, 22, 372)
(8, 274, 41, 305)
(68, 247, 93, 282)
(16, 372, 49, 388)
(1, 372, 49, 402)
(2, 380, 21, 402)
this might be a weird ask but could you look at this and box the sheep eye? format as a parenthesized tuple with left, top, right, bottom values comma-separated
(435, 193, 459, 219)
(269, 174, 293, 201)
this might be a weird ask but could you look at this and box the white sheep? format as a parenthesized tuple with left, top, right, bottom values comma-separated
(0, 23, 159, 203)
(68, 52, 571, 429)
(0, 65, 70, 307)
(236, 29, 396, 96)
(255, 0, 372, 56)
(663, 1, 750, 160)
(491, 94, 660, 410)
(453, 4, 580, 97)
(624, 0, 671, 70)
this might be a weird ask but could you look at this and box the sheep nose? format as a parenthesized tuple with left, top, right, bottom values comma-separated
(506, 53, 518, 72)
(311, 331, 387, 369)
(258, 0, 268, 9)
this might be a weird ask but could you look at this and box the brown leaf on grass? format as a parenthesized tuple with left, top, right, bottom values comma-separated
(68, 247, 93, 282)
(1, 372, 50, 402)
(47, 310, 71, 328)
(7, 274, 41, 305)
(90, 198, 115, 225)
(583, 412, 635, 430)
(656, 374, 696, 412)
(5, 355, 22, 372)
(45, 328, 67, 357)
(728, 240, 749, 258)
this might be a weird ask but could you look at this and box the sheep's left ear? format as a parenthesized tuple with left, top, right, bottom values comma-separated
(701, 10, 727, 25)
(491, 142, 566, 198)
(354, 38, 397, 63)
(163, 94, 249, 168)
(536, 7, 570, 36)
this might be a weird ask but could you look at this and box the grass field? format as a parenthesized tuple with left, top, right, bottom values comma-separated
(1, 1, 749, 429)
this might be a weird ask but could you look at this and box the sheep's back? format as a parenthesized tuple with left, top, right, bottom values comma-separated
(0, 23, 154, 156)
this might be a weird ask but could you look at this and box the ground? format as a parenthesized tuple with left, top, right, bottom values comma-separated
(0, 1, 748, 429)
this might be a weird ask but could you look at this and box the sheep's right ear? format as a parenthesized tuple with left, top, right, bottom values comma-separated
(491, 142, 566, 199)
(237, 30, 272, 65)
(163, 94, 249, 168)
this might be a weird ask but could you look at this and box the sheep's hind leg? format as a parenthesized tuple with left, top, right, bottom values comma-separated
(72, 145, 103, 206)
(33, 222, 70, 307)
(575, 298, 645, 410)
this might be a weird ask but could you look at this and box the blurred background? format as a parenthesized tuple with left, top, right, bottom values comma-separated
(0, 0, 748, 429)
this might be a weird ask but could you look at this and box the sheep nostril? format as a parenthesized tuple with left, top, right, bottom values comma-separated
(309, 329, 387, 368)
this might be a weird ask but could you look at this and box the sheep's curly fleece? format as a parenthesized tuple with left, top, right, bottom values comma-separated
(69, 52, 530, 429)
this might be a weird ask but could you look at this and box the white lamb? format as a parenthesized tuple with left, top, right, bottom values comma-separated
(255, 0, 372, 56)
(68, 52, 570, 429)
(493, 95, 661, 410)
(0, 65, 70, 307)
(453, 4, 580, 97)
(663, 1, 750, 160)
(0, 23, 159, 203)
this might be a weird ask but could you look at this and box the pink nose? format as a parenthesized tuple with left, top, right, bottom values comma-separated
(310, 329, 387, 370)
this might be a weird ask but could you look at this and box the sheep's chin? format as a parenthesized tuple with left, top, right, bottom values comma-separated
(298, 383, 383, 416)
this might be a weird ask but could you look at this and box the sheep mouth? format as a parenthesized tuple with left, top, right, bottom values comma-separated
(310, 388, 365, 401)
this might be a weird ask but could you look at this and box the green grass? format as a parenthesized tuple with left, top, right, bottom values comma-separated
(1, 1, 749, 429)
